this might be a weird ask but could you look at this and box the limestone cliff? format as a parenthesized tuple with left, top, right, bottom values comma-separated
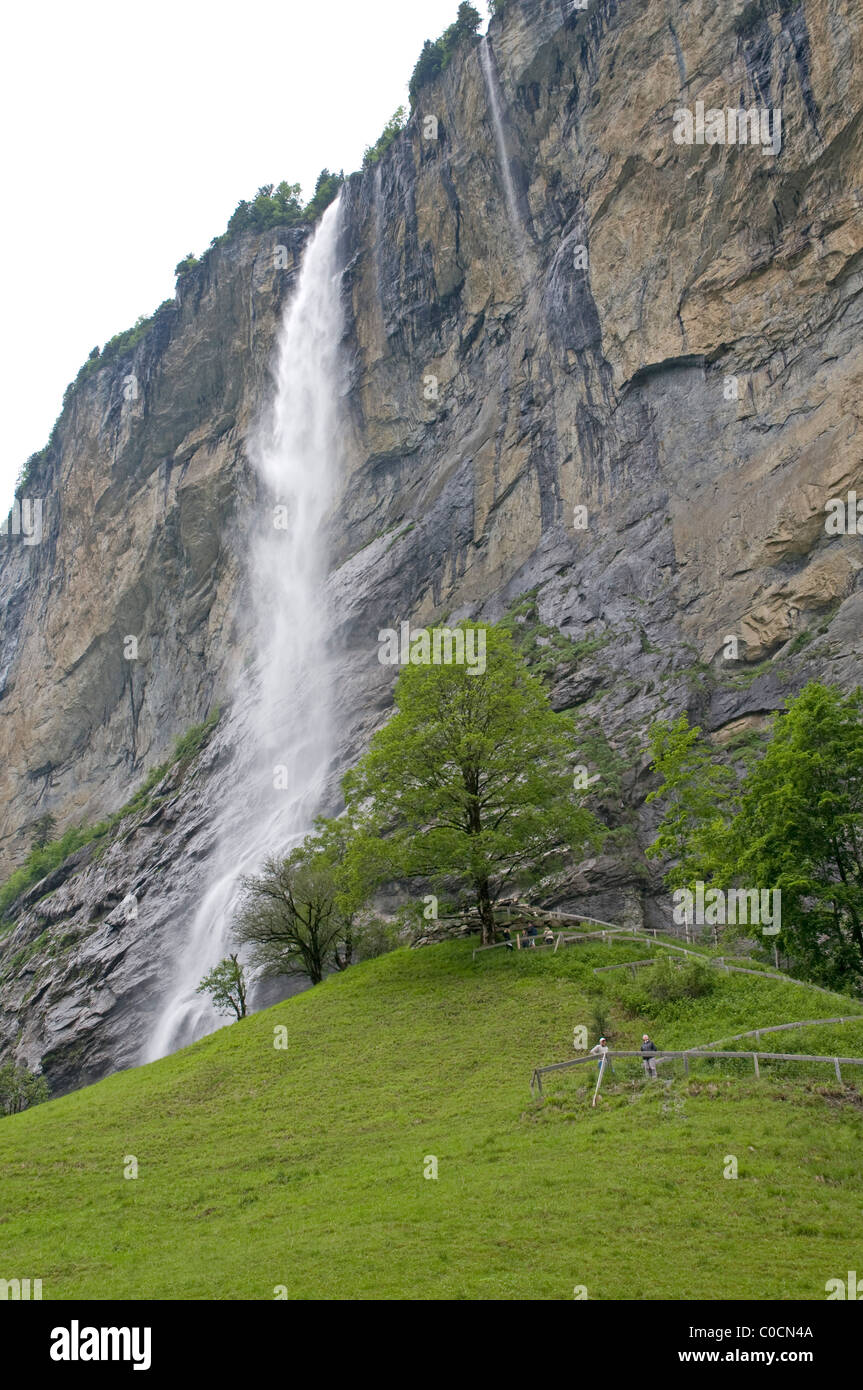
(1, 0, 861, 1091)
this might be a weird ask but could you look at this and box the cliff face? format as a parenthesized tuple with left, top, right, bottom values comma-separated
(1, 0, 861, 1091)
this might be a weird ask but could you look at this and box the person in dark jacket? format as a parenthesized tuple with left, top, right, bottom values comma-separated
(641, 1033, 658, 1078)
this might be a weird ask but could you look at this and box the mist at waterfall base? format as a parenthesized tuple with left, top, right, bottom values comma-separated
(147, 198, 346, 1062)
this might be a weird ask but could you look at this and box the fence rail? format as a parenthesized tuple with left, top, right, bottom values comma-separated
(529, 1049, 863, 1096)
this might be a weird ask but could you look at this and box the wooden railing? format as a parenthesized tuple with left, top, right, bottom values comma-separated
(529, 1049, 863, 1096)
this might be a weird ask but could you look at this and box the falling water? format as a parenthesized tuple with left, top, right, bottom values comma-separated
(479, 36, 526, 252)
(146, 197, 345, 1061)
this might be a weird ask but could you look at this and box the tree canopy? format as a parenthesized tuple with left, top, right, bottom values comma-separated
(341, 622, 602, 943)
(409, 3, 483, 108)
(647, 683, 863, 990)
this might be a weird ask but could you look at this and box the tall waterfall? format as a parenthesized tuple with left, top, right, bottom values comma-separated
(146, 197, 346, 1061)
(479, 37, 526, 253)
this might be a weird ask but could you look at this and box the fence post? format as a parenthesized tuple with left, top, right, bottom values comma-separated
(753, 1053, 760, 1079)
(683, 1055, 690, 1076)
(835, 1058, 842, 1082)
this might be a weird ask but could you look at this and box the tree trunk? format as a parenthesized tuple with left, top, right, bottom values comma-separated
(476, 878, 495, 945)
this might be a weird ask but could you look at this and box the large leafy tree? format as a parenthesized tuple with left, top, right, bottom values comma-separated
(342, 623, 602, 943)
(724, 683, 863, 988)
(646, 684, 863, 990)
(645, 712, 734, 889)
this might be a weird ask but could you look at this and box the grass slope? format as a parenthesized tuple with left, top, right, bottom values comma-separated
(2, 939, 862, 1300)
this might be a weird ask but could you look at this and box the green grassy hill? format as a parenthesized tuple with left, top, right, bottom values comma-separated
(2, 937, 863, 1300)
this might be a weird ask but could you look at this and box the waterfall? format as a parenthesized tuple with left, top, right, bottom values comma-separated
(479, 36, 526, 252)
(146, 197, 346, 1061)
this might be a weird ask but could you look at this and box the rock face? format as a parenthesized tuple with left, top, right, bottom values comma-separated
(1, 0, 861, 1090)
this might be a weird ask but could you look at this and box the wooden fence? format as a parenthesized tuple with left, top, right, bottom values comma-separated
(529, 1048, 863, 1096)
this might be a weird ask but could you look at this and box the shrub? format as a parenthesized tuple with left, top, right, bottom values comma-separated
(0, 1062, 50, 1117)
(646, 955, 716, 1004)
(409, 3, 482, 108)
(303, 169, 344, 222)
(363, 108, 407, 168)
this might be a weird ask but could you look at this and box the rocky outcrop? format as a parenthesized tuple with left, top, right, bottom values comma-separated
(1, 0, 861, 1090)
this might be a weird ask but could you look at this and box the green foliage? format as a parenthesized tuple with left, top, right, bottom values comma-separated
(196, 953, 248, 1021)
(234, 830, 359, 985)
(1, 939, 861, 1298)
(171, 707, 220, 766)
(409, 3, 483, 108)
(0, 1062, 50, 1117)
(646, 684, 863, 992)
(174, 252, 199, 276)
(225, 181, 304, 238)
(589, 996, 613, 1041)
(0, 711, 220, 926)
(363, 109, 407, 168)
(341, 622, 603, 942)
(302, 169, 344, 223)
(499, 590, 609, 679)
(30, 814, 56, 851)
(645, 712, 735, 888)
(786, 629, 814, 656)
(15, 448, 49, 495)
(719, 683, 863, 990)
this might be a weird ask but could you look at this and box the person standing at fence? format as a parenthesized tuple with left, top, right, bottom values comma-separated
(590, 1036, 614, 1077)
(641, 1033, 658, 1079)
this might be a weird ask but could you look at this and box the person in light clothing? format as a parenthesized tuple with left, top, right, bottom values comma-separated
(590, 1036, 614, 1077)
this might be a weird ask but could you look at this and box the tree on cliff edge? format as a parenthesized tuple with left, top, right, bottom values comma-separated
(341, 623, 602, 944)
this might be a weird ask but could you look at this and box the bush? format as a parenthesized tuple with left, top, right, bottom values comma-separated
(614, 955, 716, 1018)
(646, 955, 716, 1004)
(0, 1062, 50, 1117)
(363, 108, 407, 169)
(303, 169, 344, 222)
(409, 3, 483, 107)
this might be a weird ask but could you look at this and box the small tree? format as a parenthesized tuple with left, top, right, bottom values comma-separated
(30, 813, 57, 851)
(342, 622, 602, 944)
(196, 954, 248, 1021)
(234, 835, 356, 986)
(0, 1062, 50, 1117)
(645, 713, 734, 888)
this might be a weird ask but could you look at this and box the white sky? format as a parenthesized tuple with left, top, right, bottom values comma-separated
(1, 0, 486, 511)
